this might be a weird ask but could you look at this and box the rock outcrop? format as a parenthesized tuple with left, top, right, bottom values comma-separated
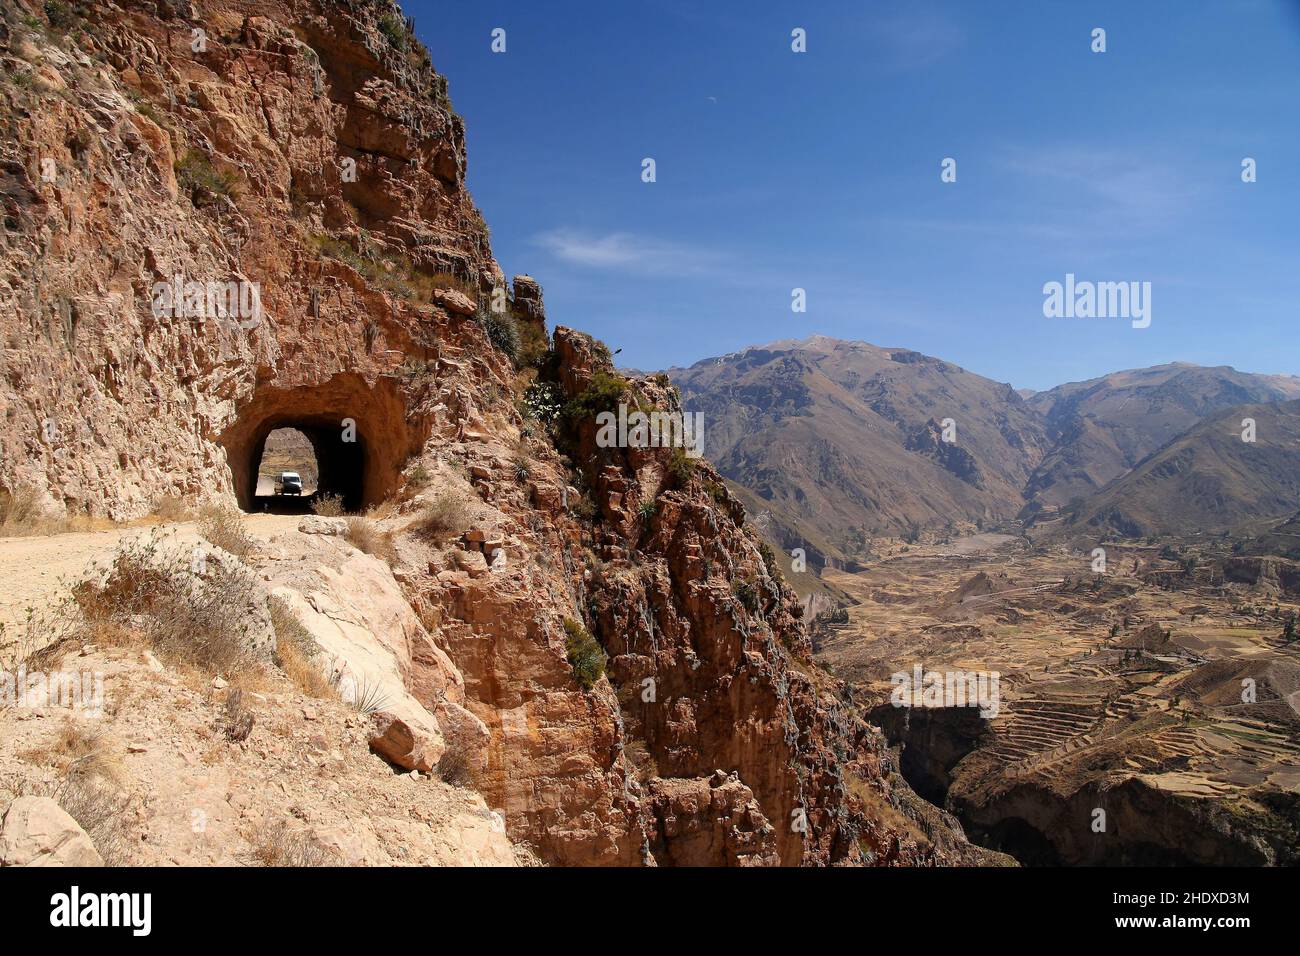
(0, 796, 104, 867)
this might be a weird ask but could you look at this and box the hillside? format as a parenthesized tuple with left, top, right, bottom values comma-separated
(1062, 399, 1300, 539)
(1025, 363, 1300, 511)
(670, 336, 1050, 568)
(674, 342, 1300, 567)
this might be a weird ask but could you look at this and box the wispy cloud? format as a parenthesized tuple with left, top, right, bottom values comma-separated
(997, 145, 1199, 227)
(531, 229, 730, 278)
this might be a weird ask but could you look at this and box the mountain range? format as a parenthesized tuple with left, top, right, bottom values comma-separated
(667, 337, 1300, 571)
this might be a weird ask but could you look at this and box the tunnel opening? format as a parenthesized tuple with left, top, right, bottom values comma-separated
(219, 374, 425, 515)
(253, 427, 321, 513)
(251, 422, 366, 514)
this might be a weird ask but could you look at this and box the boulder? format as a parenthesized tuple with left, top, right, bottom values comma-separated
(432, 288, 477, 316)
(0, 797, 104, 867)
(298, 516, 348, 535)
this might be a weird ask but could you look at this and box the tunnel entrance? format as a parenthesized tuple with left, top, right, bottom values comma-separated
(218, 374, 425, 515)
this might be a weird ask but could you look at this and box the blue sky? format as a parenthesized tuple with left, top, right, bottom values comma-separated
(406, 0, 1300, 391)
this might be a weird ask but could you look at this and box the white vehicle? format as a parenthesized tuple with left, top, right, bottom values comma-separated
(275, 471, 303, 496)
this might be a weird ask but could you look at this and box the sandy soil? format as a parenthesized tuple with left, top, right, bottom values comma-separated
(0, 515, 302, 630)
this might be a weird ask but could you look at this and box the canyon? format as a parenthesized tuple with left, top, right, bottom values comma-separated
(2, 0, 1295, 871)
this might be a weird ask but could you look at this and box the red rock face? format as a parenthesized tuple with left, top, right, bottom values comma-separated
(0, 0, 998, 865)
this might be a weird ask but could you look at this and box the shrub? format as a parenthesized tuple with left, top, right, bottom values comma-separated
(563, 618, 605, 691)
(517, 319, 550, 370)
(406, 463, 432, 491)
(703, 478, 727, 505)
(72, 532, 261, 676)
(198, 506, 256, 558)
(377, 13, 410, 51)
(50, 776, 135, 866)
(570, 492, 598, 522)
(26, 720, 125, 786)
(732, 579, 760, 614)
(410, 492, 468, 541)
(345, 517, 398, 566)
(310, 492, 345, 517)
(563, 371, 627, 423)
(475, 309, 520, 364)
(758, 541, 780, 579)
(637, 500, 657, 521)
(44, 1, 77, 31)
(0, 485, 42, 533)
(436, 744, 474, 788)
(152, 493, 190, 523)
(175, 150, 238, 204)
(520, 380, 563, 427)
(219, 688, 255, 742)
(667, 448, 696, 486)
(250, 820, 340, 867)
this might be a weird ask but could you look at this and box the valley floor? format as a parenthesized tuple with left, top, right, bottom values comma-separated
(815, 534, 1300, 865)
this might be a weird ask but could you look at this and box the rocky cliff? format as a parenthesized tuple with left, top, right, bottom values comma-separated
(0, 0, 996, 865)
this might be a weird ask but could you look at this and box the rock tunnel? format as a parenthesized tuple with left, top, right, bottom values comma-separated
(219, 374, 423, 514)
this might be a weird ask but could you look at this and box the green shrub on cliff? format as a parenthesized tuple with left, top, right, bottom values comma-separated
(563, 372, 627, 424)
(563, 618, 605, 691)
(378, 13, 410, 51)
(176, 150, 238, 204)
(475, 309, 520, 365)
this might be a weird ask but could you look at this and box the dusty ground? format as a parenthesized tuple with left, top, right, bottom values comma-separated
(0, 512, 523, 866)
(0, 643, 516, 866)
(0, 514, 301, 630)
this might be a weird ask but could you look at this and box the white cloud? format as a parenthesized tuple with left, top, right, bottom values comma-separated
(531, 229, 729, 278)
(997, 146, 1199, 226)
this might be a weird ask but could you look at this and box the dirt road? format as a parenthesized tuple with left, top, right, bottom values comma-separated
(0, 514, 302, 630)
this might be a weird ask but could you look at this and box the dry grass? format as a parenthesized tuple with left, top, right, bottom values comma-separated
(0, 485, 42, 532)
(843, 770, 932, 851)
(218, 688, 254, 742)
(311, 492, 345, 517)
(20, 719, 125, 786)
(72, 532, 263, 677)
(404, 463, 433, 497)
(249, 819, 340, 867)
(365, 498, 399, 520)
(151, 494, 192, 523)
(344, 517, 398, 566)
(0, 486, 106, 537)
(53, 776, 136, 866)
(436, 743, 475, 788)
(409, 491, 469, 542)
(6, 729, 138, 867)
(198, 506, 255, 558)
(623, 738, 659, 786)
(268, 596, 335, 698)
